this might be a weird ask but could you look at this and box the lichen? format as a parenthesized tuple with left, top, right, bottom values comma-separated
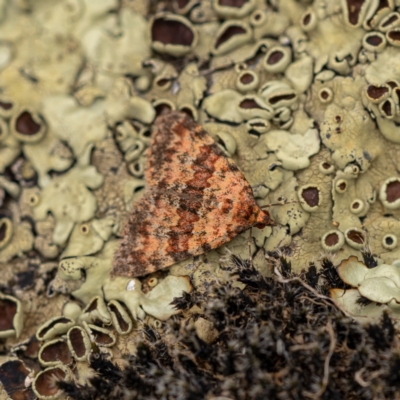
(54, 239, 192, 321)
(332, 256, 400, 323)
(4, 1, 400, 396)
(0, 202, 33, 263)
(32, 170, 102, 246)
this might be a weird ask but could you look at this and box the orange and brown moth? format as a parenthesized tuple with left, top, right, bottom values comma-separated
(112, 111, 275, 278)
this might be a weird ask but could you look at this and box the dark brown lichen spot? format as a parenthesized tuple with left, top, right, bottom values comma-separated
(269, 93, 296, 105)
(325, 233, 339, 247)
(40, 340, 72, 365)
(23, 336, 41, 359)
(335, 115, 342, 123)
(388, 29, 400, 42)
(69, 328, 86, 358)
(215, 25, 246, 49)
(382, 14, 399, 27)
(181, 107, 194, 119)
(92, 330, 114, 345)
(253, 11, 262, 21)
(15, 111, 41, 135)
(0, 299, 16, 331)
(394, 88, 400, 104)
(152, 17, 194, 46)
(133, 162, 142, 172)
(218, 0, 248, 8)
(142, 130, 151, 138)
(366, 35, 383, 46)
(387, 81, 398, 88)
(35, 367, 66, 397)
(322, 162, 331, 169)
(367, 85, 388, 99)
(384, 235, 394, 246)
(0, 101, 12, 110)
(267, 51, 284, 65)
(86, 298, 98, 312)
(0, 221, 7, 242)
(346, 0, 366, 25)
(0, 360, 34, 400)
(240, 73, 254, 84)
(249, 121, 266, 127)
(386, 180, 400, 202)
(338, 181, 347, 191)
(154, 103, 172, 116)
(346, 230, 364, 244)
(301, 187, 320, 207)
(382, 100, 392, 116)
(303, 13, 311, 25)
(156, 78, 170, 87)
(352, 201, 360, 209)
(377, 0, 389, 10)
(320, 90, 330, 99)
(38, 318, 71, 338)
(177, 0, 190, 9)
(109, 304, 129, 333)
(239, 99, 261, 109)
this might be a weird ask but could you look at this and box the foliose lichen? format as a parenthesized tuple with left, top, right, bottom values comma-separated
(2, 0, 400, 396)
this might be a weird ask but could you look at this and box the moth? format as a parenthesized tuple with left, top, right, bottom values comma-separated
(112, 111, 275, 278)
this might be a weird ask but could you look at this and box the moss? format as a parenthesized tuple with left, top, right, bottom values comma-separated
(56, 257, 400, 400)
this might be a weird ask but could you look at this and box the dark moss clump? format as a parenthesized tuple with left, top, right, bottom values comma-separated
(59, 257, 400, 400)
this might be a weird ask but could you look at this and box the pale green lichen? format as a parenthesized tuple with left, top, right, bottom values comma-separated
(31, 145, 103, 246)
(263, 172, 310, 236)
(107, 299, 133, 335)
(36, 317, 75, 342)
(284, 56, 314, 93)
(263, 128, 320, 170)
(32, 365, 72, 400)
(289, 0, 365, 74)
(82, 9, 151, 78)
(61, 218, 114, 259)
(43, 80, 155, 160)
(0, 123, 20, 174)
(22, 129, 74, 188)
(0, 293, 23, 339)
(176, 62, 207, 114)
(4, 1, 400, 390)
(332, 256, 400, 323)
(0, 203, 33, 263)
(202, 89, 243, 123)
(212, 20, 253, 56)
(67, 326, 91, 362)
(79, 296, 112, 325)
(150, 13, 198, 57)
(104, 275, 192, 321)
(55, 239, 192, 321)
